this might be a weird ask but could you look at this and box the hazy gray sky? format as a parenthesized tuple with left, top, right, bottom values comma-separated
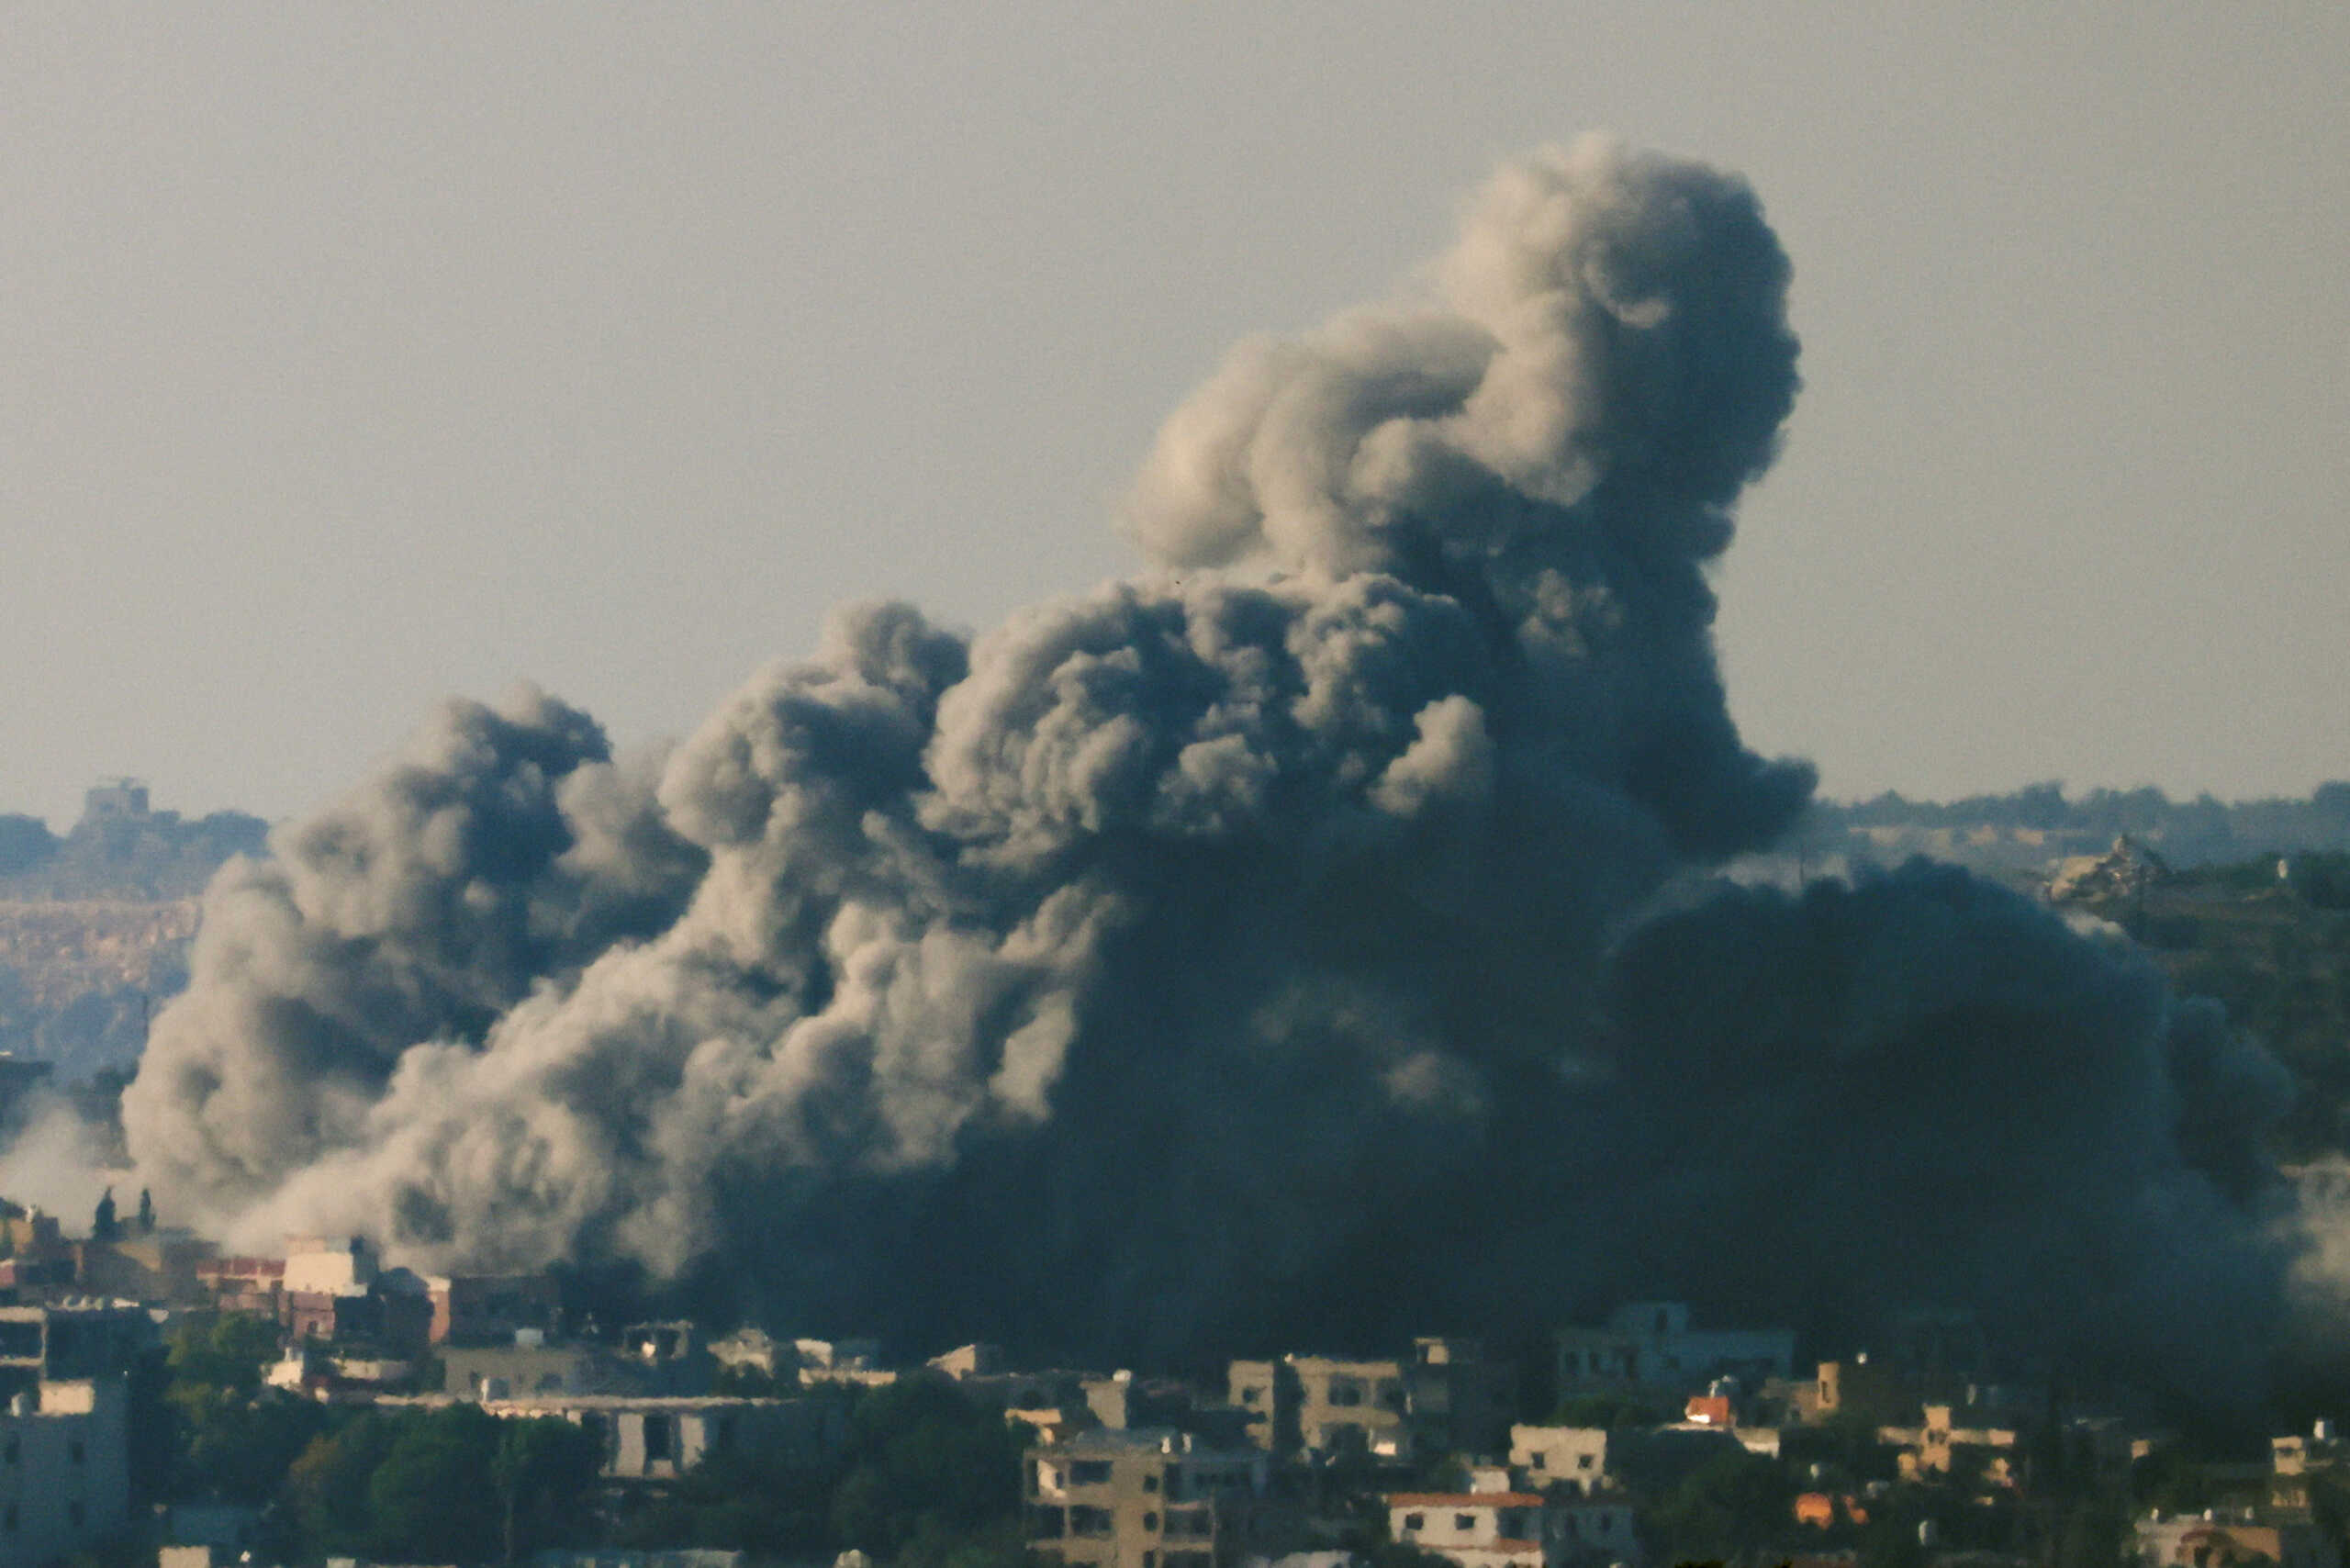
(5, 4, 2344, 828)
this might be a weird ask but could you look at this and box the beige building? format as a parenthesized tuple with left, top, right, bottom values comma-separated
(73, 1227, 215, 1304)
(1227, 1356, 1410, 1460)
(1387, 1485, 1638, 1568)
(1508, 1427, 1613, 1495)
(1230, 1341, 1515, 1461)
(1881, 1402, 2024, 1485)
(1025, 1429, 1270, 1568)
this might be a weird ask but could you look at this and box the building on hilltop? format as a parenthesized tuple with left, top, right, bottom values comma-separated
(78, 780, 149, 823)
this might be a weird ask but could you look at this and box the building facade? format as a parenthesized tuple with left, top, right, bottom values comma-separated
(0, 1377, 130, 1566)
(1025, 1429, 1270, 1568)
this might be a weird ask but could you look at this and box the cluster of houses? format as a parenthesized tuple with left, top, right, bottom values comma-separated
(2, 1198, 2345, 1568)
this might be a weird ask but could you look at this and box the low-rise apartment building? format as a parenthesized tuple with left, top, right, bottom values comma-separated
(1230, 1342, 1513, 1462)
(1025, 1428, 1270, 1568)
(1387, 1487, 1638, 1568)
(0, 1376, 130, 1567)
(1228, 1357, 1409, 1461)
(1508, 1427, 1613, 1495)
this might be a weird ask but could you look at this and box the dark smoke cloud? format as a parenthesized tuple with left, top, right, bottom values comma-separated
(116, 140, 2313, 1397)
(1594, 864, 2298, 1393)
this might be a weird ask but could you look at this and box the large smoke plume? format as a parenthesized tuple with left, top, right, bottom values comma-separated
(118, 140, 2311, 1399)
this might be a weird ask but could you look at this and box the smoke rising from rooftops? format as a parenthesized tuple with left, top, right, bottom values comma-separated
(109, 139, 2311, 1398)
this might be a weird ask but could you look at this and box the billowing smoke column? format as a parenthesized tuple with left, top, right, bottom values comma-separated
(119, 139, 2303, 1395)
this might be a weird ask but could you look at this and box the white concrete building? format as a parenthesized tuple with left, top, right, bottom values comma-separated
(1387, 1488, 1638, 1568)
(1386, 1492, 1550, 1568)
(281, 1235, 376, 1297)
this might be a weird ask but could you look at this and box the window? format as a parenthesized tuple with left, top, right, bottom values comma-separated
(1071, 1461, 1113, 1486)
(1167, 1510, 1214, 1540)
(1403, 1514, 1425, 1532)
(1143, 1472, 1160, 1493)
(1143, 1512, 1158, 1531)
(1577, 1454, 1595, 1470)
(1241, 1386, 1263, 1406)
(1327, 1378, 1362, 1407)
(1530, 1453, 1546, 1470)
(1145, 1555, 1156, 1568)
(1456, 1515, 1476, 1532)
(1026, 1506, 1067, 1540)
(69, 1439, 84, 1464)
(1070, 1506, 1113, 1538)
(643, 1416, 673, 1464)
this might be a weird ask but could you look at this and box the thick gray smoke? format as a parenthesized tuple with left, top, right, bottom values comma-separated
(118, 140, 2307, 1395)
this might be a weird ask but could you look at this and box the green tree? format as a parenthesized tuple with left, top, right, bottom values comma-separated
(1647, 1450, 1795, 1564)
(610, 1447, 835, 1554)
(492, 1417, 605, 1562)
(2053, 1498, 2129, 1568)
(285, 1415, 399, 1560)
(830, 1380, 1024, 1562)
(173, 1388, 328, 1505)
(366, 1405, 507, 1563)
(167, 1314, 281, 1394)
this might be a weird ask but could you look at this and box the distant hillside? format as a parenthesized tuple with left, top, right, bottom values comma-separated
(2050, 851, 2350, 1160)
(1792, 781, 2350, 882)
(0, 780, 266, 901)
(0, 781, 266, 1075)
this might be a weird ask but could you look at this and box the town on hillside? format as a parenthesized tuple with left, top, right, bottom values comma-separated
(0, 1194, 2334, 1568)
